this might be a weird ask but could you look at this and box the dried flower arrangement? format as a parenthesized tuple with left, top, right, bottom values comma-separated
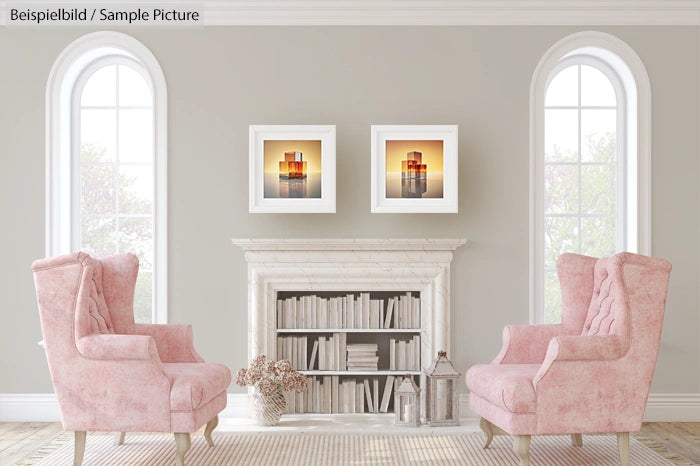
(235, 354, 308, 397)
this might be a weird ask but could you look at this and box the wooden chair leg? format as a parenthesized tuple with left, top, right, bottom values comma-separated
(204, 415, 219, 447)
(73, 431, 86, 466)
(174, 432, 191, 466)
(479, 417, 495, 449)
(513, 435, 531, 466)
(114, 432, 126, 446)
(617, 432, 630, 466)
(571, 433, 583, 447)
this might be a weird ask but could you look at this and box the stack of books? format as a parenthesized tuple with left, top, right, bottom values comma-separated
(346, 343, 379, 371)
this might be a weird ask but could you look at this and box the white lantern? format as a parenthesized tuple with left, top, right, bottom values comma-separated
(394, 374, 421, 427)
(425, 350, 460, 426)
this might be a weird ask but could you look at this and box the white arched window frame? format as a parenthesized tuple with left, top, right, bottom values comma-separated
(46, 31, 168, 323)
(530, 31, 651, 323)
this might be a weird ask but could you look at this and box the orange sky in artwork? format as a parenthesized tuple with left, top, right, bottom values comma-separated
(264, 140, 322, 173)
(385, 140, 444, 173)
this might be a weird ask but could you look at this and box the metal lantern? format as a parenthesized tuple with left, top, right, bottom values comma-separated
(394, 374, 421, 427)
(425, 350, 460, 426)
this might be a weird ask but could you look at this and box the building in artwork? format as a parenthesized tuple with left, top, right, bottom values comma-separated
(401, 151, 427, 181)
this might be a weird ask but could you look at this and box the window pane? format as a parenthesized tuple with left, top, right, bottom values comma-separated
(133, 271, 153, 324)
(581, 216, 616, 258)
(581, 109, 616, 162)
(80, 157, 115, 216)
(119, 165, 153, 215)
(544, 216, 579, 269)
(81, 216, 117, 258)
(544, 271, 562, 324)
(545, 109, 578, 162)
(119, 109, 153, 164)
(119, 65, 152, 107)
(581, 65, 616, 107)
(81, 109, 116, 161)
(81, 65, 116, 107)
(545, 165, 579, 214)
(545, 65, 578, 107)
(581, 165, 616, 215)
(118, 216, 153, 269)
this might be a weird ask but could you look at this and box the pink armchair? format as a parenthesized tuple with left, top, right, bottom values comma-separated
(32, 252, 231, 466)
(465, 252, 671, 466)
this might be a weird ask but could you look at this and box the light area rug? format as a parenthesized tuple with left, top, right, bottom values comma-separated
(27, 431, 678, 466)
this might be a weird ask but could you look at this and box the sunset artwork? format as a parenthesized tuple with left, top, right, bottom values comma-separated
(263, 140, 322, 198)
(385, 140, 444, 198)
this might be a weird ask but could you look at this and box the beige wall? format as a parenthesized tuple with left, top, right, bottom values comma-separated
(1, 26, 697, 395)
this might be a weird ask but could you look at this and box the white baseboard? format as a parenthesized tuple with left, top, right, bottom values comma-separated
(2, 392, 699, 423)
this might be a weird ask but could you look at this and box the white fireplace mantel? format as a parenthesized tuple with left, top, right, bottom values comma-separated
(232, 238, 467, 366)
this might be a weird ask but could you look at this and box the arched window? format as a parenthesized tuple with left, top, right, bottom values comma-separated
(46, 32, 167, 323)
(531, 31, 651, 324)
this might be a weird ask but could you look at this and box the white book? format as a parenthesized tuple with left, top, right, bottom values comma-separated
(309, 340, 319, 370)
(327, 337, 334, 371)
(413, 335, 420, 370)
(277, 300, 284, 329)
(302, 336, 308, 370)
(341, 297, 347, 329)
(369, 300, 379, 329)
(323, 376, 332, 414)
(379, 375, 395, 413)
(311, 296, 321, 328)
(318, 336, 326, 371)
(329, 298, 336, 328)
(346, 294, 355, 328)
(364, 379, 373, 413)
(379, 299, 384, 329)
(305, 296, 312, 329)
(384, 298, 395, 329)
(357, 382, 365, 414)
(355, 299, 361, 329)
(292, 336, 298, 369)
(333, 333, 340, 371)
(362, 293, 371, 329)
(331, 376, 339, 414)
(406, 339, 413, 372)
(373, 378, 379, 414)
(398, 340, 406, 370)
(340, 333, 347, 371)
(397, 296, 403, 328)
(296, 297, 303, 328)
(277, 336, 283, 361)
(405, 292, 412, 328)
(315, 378, 322, 413)
(347, 379, 357, 413)
(412, 297, 420, 330)
(389, 338, 396, 371)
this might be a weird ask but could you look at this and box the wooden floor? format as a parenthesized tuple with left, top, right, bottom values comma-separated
(0, 422, 698, 465)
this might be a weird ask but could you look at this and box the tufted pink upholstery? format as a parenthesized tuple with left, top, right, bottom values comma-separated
(465, 252, 671, 464)
(32, 252, 231, 465)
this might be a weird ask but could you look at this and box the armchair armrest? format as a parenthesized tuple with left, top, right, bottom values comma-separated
(76, 334, 161, 362)
(544, 334, 625, 362)
(134, 323, 205, 363)
(533, 334, 626, 387)
(493, 324, 565, 364)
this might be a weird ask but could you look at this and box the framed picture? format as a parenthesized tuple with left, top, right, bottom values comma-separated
(371, 125, 458, 213)
(249, 125, 336, 213)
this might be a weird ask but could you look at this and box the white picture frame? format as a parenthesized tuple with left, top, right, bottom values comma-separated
(371, 125, 458, 213)
(249, 125, 336, 213)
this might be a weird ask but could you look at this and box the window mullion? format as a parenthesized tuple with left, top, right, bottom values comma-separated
(577, 65, 582, 255)
(114, 64, 121, 254)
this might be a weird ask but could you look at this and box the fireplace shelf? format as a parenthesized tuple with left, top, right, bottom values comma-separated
(233, 238, 467, 420)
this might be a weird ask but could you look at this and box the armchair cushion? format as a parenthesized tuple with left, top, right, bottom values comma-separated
(164, 362, 232, 412)
(134, 323, 205, 363)
(465, 364, 539, 414)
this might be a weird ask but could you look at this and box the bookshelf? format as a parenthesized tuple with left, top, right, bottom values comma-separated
(276, 291, 421, 415)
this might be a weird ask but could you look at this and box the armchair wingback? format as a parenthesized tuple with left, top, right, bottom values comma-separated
(32, 252, 231, 466)
(465, 252, 671, 466)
